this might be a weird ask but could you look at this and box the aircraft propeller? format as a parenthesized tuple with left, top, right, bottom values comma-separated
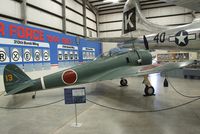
(143, 35, 149, 50)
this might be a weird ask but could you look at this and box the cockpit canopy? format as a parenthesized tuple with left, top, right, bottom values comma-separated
(94, 48, 131, 60)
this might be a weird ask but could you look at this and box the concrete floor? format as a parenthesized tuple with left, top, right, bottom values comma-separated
(0, 74, 199, 134)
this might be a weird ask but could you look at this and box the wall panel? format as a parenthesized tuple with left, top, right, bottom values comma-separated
(102, 43, 118, 53)
(99, 13, 122, 22)
(100, 22, 122, 31)
(66, 8, 83, 25)
(66, 0, 83, 15)
(87, 28, 97, 37)
(27, 0, 62, 16)
(27, 6, 63, 30)
(0, 0, 21, 19)
(86, 9, 96, 21)
(66, 21, 84, 36)
(100, 31, 121, 37)
(87, 19, 96, 30)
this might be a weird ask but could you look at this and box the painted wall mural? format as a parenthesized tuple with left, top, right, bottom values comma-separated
(0, 19, 102, 73)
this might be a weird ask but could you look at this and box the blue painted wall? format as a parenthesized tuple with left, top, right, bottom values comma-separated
(0, 19, 102, 73)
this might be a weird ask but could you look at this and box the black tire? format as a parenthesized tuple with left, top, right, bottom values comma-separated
(184, 75, 187, 79)
(32, 95, 35, 99)
(144, 86, 155, 96)
(120, 79, 128, 86)
(163, 78, 168, 87)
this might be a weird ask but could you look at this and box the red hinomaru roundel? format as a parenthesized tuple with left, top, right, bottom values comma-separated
(62, 69, 78, 85)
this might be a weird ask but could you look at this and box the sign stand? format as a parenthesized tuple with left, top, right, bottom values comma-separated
(71, 104, 82, 127)
(64, 87, 86, 128)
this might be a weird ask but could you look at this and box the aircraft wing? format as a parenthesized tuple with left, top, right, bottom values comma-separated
(81, 60, 194, 83)
(161, 0, 200, 12)
(88, 37, 137, 43)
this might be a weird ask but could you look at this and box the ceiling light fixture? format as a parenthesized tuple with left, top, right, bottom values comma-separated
(104, 0, 120, 3)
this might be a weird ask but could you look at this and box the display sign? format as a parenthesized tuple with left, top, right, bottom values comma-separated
(57, 44, 79, 67)
(0, 19, 102, 73)
(64, 87, 86, 104)
(82, 47, 95, 60)
(58, 44, 79, 62)
(0, 19, 74, 66)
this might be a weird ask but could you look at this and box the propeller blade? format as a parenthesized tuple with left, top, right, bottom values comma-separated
(143, 35, 149, 50)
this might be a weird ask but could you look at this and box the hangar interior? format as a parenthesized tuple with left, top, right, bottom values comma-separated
(0, 0, 199, 134)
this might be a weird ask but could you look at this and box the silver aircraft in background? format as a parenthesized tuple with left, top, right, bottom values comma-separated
(92, 0, 200, 51)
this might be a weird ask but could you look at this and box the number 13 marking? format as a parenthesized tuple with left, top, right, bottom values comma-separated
(5, 74, 13, 82)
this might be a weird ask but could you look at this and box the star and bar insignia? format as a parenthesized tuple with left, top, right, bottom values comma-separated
(169, 30, 196, 47)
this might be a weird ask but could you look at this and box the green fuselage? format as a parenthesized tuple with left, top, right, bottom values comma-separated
(19, 50, 152, 94)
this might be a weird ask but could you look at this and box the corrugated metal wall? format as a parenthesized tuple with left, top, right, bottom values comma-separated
(0, 0, 97, 38)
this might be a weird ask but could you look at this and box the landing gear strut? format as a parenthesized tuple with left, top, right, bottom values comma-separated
(32, 91, 37, 99)
(143, 75, 155, 96)
(120, 78, 128, 86)
(163, 78, 168, 87)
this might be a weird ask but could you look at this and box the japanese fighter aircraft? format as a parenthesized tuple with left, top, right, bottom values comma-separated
(92, 0, 200, 51)
(2, 0, 196, 97)
(3, 49, 194, 97)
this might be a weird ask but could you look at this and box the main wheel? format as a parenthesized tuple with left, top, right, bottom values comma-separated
(144, 86, 155, 96)
(32, 92, 36, 99)
(32, 95, 35, 99)
(120, 79, 128, 86)
(163, 78, 168, 87)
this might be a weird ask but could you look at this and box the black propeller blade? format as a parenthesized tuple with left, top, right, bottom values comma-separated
(143, 35, 149, 50)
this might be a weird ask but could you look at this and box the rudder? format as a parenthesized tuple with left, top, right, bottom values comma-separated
(3, 64, 31, 94)
(122, 0, 168, 36)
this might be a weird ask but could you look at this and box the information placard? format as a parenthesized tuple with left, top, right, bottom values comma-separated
(64, 87, 86, 104)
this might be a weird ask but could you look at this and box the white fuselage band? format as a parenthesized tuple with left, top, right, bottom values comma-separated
(40, 77, 46, 90)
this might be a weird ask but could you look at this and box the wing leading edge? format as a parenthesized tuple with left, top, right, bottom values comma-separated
(81, 60, 194, 83)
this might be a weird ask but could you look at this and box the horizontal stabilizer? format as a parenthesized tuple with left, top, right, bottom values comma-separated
(6, 80, 34, 95)
(161, 0, 200, 12)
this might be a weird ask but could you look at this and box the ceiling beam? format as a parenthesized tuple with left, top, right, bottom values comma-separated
(85, 0, 98, 14)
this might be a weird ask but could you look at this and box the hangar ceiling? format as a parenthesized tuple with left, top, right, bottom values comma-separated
(88, 0, 175, 14)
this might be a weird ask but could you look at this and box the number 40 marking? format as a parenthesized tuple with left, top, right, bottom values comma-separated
(154, 32, 166, 43)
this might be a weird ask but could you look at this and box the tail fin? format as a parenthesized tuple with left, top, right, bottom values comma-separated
(122, 0, 169, 36)
(4, 64, 33, 95)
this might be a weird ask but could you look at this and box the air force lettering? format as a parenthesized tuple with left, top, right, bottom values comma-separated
(123, 8, 136, 34)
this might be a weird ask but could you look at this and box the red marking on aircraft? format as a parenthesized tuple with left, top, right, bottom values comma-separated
(62, 69, 77, 85)
(140, 64, 160, 71)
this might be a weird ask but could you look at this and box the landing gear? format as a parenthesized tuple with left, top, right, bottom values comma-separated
(163, 78, 168, 87)
(120, 78, 128, 86)
(143, 75, 155, 96)
(144, 86, 155, 96)
(32, 91, 37, 99)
